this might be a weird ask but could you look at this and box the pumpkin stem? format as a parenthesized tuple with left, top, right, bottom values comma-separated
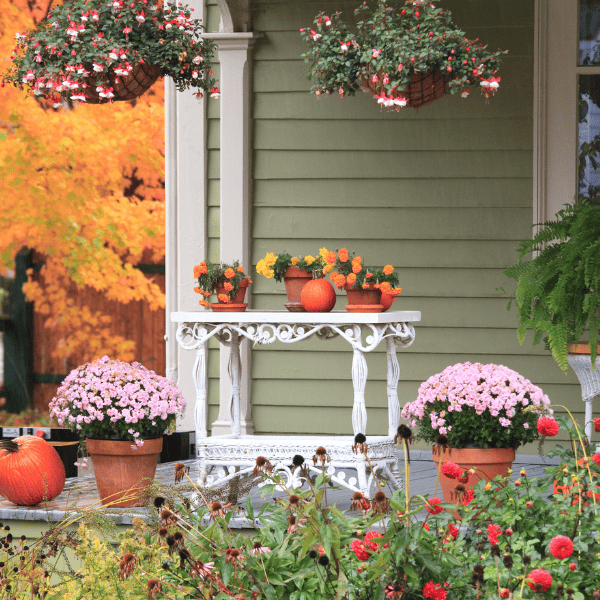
(0, 440, 19, 453)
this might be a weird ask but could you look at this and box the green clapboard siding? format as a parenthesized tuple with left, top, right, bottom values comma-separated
(246, 0, 582, 440)
(201, 0, 584, 445)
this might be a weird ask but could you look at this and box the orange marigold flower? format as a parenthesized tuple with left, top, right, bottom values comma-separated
(218, 294, 230, 303)
(352, 263, 362, 274)
(224, 282, 233, 291)
(247, 278, 253, 284)
(383, 264, 394, 275)
(347, 273, 357, 285)
(334, 275, 346, 289)
(366, 272, 373, 279)
(379, 281, 391, 292)
(392, 287, 402, 295)
(199, 300, 210, 307)
(193, 286, 203, 294)
(193, 265, 202, 278)
(362, 283, 370, 289)
(352, 255, 362, 264)
(338, 248, 349, 262)
(236, 265, 244, 273)
(224, 268, 236, 279)
(203, 291, 212, 297)
(291, 257, 299, 266)
(326, 251, 336, 265)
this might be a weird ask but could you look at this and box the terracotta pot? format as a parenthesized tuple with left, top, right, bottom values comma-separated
(344, 283, 382, 306)
(283, 267, 313, 312)
(215, 277, 249, 304)
(381, 292, 400, 312)
(567, 307, 600, 354)
(86, 437, 163, 507)
(432, 446, 515, 505)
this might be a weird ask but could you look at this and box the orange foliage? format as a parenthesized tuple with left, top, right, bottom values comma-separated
(0, 0, 165, 362)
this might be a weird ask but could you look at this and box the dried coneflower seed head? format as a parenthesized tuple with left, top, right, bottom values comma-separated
(318, 555, 330, 567)
(174, 462, 185, 471)
(288, 515, 296, 525)
(158, 527, 168, 538)
(289, 495, 300, 506)
(374, 491, 386, 502)
(476, 543, 484, 554)
(154, 497, 166, 509)
(316, 447, 327, 456)
(473, 565, 484, 575)
(292, 454, 304, 466)
(166, 536, 175, 547)
(173, 532, 183, 541)
(397, 425, 412, 439)
(308, 549, 318, 559)
(566, 589, 574, 595)
(522, 555, 531, 565)
(253, 542, 262, 550)
(502, 554, 513, 569)
(436, 434, 449, 445)
(354, 433, 366, 444)
(160, 509, 172, 521)
(229, 549, 240, 559)
(352, 492, 363, 500)
(256, 456, 267, 467)
(211, 501, 222, 512)
(491, 544, 500, 557)
(372, 490, 390, 514)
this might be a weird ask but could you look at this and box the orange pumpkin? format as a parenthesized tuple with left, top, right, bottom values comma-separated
(301, 279, 336, 312)
(0, 436, 66, 505)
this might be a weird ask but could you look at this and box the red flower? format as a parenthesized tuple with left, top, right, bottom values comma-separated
(487, 524, 502, 545)
(349, 539, 370, 561)
(595, 417, 600, 432)
(526, 569, 553, 592)
(549, 535, 573, 559)
(441, 461, 462, 480)
(422, 581, 447, 600)
(500, 590, 510, 599)
(448, 523, 459, 541)
(569, 563, 577, 571)
(593, 453, 600, 466)
(364, 531, 387, 551)
(462, 489, 475, 505)
(426, 497, 443, 515)
(537, 416, 559, 437)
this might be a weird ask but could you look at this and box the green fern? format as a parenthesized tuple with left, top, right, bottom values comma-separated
(505, 198, 600, 372)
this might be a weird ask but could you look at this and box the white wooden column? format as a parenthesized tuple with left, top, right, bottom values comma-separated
(206, 33, 258, 435)
(165, 0, 209, 435)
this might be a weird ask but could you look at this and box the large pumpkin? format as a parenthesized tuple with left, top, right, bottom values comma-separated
(301, 279, 336, 312)
(0, 435, 66, 505)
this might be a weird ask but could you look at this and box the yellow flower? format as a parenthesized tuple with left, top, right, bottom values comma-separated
(256, 259, 267, 275)
(323, 264, 334, 275)
(319, 247, 329, 259)
(265, 252, 278, 267)
(304, 255, 315, 266)
(264, 269, 274, 279)
(291, 257, 299, 266)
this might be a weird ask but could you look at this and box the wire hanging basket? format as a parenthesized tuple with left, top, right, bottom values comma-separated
(84, 62, 163, 104)
(362, 69, 451, 110)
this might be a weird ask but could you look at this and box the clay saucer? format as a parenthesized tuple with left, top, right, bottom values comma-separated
(209, 303, 248, 312)
(344, 304, 384, 313)
(284, 301, 306, 312)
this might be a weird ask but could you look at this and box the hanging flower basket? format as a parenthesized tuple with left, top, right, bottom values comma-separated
(84, 62, 163, 104)
(3, 0, 217, 105)
(300, 0, 507, 111)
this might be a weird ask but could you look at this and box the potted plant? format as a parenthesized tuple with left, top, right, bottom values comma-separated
(300, 0, 507, 111)
(328, 248, 402, 312)
(401, 362, 551, 504)
(504, 198, 600, 373)
(48, 355, 186, 507)
(256, 252, 326, 311)
(193, 260, 252, 312)
(3, 0, 218, 105)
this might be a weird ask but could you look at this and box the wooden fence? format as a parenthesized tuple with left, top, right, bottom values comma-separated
(3, 249, 165, 413)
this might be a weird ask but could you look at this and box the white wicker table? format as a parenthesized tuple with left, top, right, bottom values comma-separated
(170, 310, 420, 496)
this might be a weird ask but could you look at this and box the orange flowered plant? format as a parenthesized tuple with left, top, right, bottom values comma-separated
(329, 249, 400, 290)
(193, 260, 251, 305)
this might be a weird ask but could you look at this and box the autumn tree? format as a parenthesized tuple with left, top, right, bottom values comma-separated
(0, 0, 165, 365)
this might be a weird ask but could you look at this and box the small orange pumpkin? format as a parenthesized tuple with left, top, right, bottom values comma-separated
(0, 435, 66, 505)
(301, 279, 336, 312)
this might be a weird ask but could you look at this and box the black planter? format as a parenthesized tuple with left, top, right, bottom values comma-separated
(49, 441, 79, 478)
(0, 427, 79, 442)
(160, 431, 196, 463)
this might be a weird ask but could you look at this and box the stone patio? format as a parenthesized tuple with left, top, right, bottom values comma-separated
(0, 451, 560, 528)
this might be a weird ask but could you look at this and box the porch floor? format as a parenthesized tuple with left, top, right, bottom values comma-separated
(0, 451, 560, 527)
